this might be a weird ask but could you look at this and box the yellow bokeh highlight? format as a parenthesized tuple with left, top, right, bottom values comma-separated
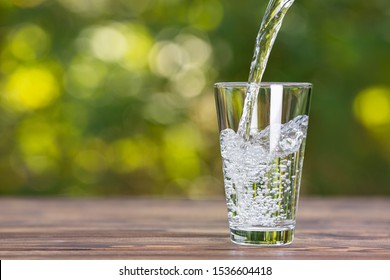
(122, 24, 153, 71)
(353, 87, 390, 128)
(9, 24, 50, 61)
(3, 66, 60, 111)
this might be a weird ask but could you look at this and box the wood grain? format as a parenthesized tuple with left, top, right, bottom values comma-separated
(0, 197, 389, 259)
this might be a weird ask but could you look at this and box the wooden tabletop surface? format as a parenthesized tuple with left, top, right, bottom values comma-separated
(0, 197, 389, 260)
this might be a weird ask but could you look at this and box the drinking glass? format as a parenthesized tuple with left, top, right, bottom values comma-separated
(214, 82, 312, 246)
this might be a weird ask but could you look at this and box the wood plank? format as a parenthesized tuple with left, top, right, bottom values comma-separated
(0, 197, 389, 259)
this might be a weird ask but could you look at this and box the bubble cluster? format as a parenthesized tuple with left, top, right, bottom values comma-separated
(220, 115, 308, 227)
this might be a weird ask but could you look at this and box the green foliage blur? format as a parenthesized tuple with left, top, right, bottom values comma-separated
(0, 0, 389, 196)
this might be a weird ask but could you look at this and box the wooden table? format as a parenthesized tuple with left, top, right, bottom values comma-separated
(0, 197, 389, 259)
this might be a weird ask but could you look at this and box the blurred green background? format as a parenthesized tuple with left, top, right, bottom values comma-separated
(0, 0, 389, 197)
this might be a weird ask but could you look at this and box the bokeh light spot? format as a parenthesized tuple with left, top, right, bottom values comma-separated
(91, 26, 128, 62)
(69, 58, 107, 89)
(3, 66, 60, 111)
(354, 87, 390, 128)
(79, 23, 153, 70)
(9, 24, 50, 61)
(171, 68, 206, 98)
(122, 24, 154, 71)
(65, 56, 107, 98)
(177, 34, 212, 67)
(149, 33, 211, 79)
(149, 41, 186, 78)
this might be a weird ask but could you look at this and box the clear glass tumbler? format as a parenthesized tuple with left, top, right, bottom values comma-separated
(214, 82, 312, 246)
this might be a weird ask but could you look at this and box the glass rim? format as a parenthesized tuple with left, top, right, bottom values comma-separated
(214, 82, 312, 88)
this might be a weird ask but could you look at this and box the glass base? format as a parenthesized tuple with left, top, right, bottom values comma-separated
(230, 227, 294, 246)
